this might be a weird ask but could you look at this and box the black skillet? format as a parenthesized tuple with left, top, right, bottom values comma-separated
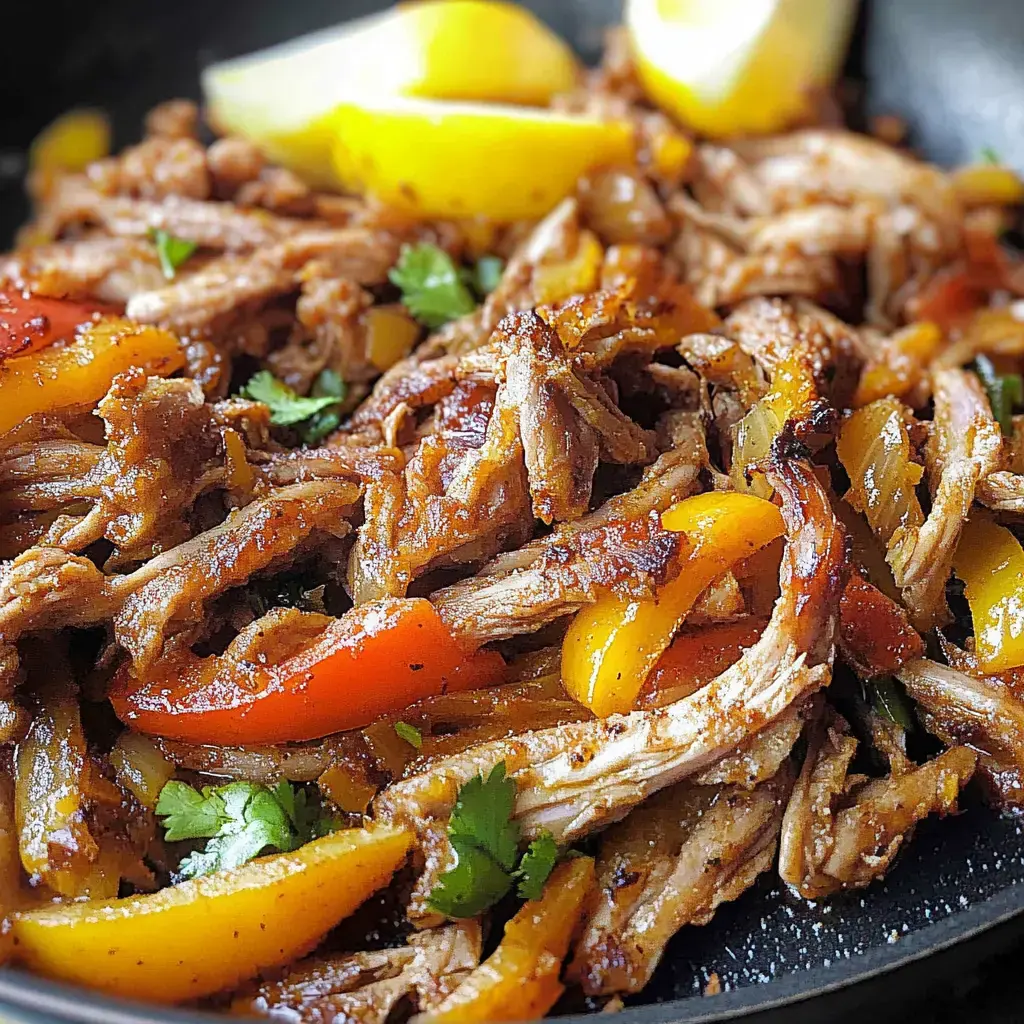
(2, 1, 1024, 1021)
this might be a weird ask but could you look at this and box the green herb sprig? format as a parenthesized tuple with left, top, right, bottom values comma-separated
(427, 762, 560, 918)
(156, 779, 339, 879)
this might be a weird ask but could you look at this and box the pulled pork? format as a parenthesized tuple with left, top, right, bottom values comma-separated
(3, 47, 1022, 1022)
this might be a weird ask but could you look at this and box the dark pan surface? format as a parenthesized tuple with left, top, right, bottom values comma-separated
(2, 1, 1024, 1020)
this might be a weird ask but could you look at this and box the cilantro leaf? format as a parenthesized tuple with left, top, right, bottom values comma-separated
(973, 354, 1023, 434)
(471, 255, 504, 297)
(389, 243, 477, 329)
(155, 781, 228, 842)
(514, 831, 559, 901)
(300, 368, 347, 445)
(156, 778, 336, 879)
(395, 721, 423, 749)
(448, 762, 520, 873)
(428, 762, 568, 918)
(981, 145, 1002, 165)
(427, 837, 513, 918)
(238, 370, 344, 444)
(149, 228, 197, 280)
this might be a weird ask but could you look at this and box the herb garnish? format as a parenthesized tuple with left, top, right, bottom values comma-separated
(395, 721, 423, 749)
(156, 779, 339, 879)
(149, 228, 197, 280)
(389, 243, 477, 329)
(427, 762, 560, 917)
(238, 368, 346, 444)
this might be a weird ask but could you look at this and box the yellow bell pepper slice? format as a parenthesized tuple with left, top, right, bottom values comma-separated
(953, 516, 1024, 673)
(562, 492, 785, 717)
(11, 827, 412, 1004)
(951, 163, 1024, 208)
(0, 318, 185, 436)
(29, 108, 111, 198)
(416, 856, 595, 1023)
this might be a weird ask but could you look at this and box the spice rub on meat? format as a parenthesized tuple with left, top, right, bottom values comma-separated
(4, 26, 1024, 1020)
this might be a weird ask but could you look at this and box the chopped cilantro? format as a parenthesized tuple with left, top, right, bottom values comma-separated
(427, 762, 562, 918)
(300, 368, 347, 444)
(973, 354, 1023, 435)
(238, 369, 345, 444)
(389, 243, 477, 329)
(514, 831, 559, 900)
(156, 779, 337, 879)
(428, 837, 515, 919)
(394, 721, 423, 749)
(447, 762, 519, 872)
(149, 228, 197, 280)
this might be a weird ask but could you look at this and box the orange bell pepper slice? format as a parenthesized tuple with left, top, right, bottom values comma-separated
(562, 492, 785, 717)
(418, 856, 595, 1023)
(0, 316, 185, 435)
(111, 598, 504, 744)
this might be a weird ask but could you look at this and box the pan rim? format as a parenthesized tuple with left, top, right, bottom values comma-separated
(0, 875, 1019, 1024)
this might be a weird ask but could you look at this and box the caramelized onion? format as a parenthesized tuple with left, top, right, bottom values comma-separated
(110, 732, 175, 810)
(836, 398, 924, 545)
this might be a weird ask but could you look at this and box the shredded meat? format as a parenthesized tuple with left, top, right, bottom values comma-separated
(377, 446, 844, 924)
(44, 370, 238, 565)
(7, 52, 1024, 1015)
(898, 657, 1024, 807)
(0, 481, 359, 668)
(569, 768, 793, 995)
(239, 922, 481, 1023)
(778, 708, 976, 898)
(889, 368, 1001, 629)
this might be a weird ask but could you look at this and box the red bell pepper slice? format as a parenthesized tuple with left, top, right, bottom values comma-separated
(111, 598, 505, 744)
(0, 290, 107, 360)
(638, 617, 768, 707)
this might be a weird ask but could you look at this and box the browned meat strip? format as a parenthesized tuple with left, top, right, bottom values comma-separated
(898, 656, 1024, 807)
(125, 229, 401, 334)
(778, 709, 976, 898)
(569, 768, 793, 995)
(35, 175, 309, 250)
(0, 236, 165, 304)
(348, 381, 533, 605)
(431, 511, 682, 645)
(889, 368, 1001, 629)
(115, 480, 358, 671)
(238, 922, 480, 1023)
(0, 431, 103, 515)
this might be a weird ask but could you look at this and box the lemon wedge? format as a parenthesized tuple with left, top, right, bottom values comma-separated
(329, 98, 634, 221)
(627, 0, 857, 137)
(202, 1, 580, 186)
